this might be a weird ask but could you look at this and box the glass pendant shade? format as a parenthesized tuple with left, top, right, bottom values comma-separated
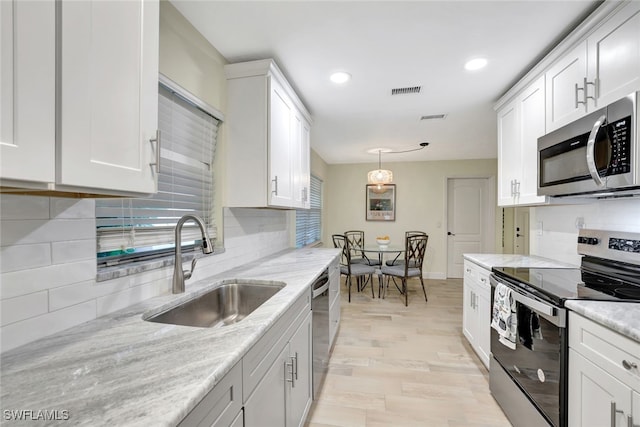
(367, 169, 393, 185)
(367, 149, 393, 185)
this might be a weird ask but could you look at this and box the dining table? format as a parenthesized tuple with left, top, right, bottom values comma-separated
(360, 244, 405, 297)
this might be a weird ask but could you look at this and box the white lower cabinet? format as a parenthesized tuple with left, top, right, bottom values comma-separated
(462, 260, 490, 369)
(244, 312, 312, 427)
(328, 258, 340, 348)
(568, 312, 640, 427)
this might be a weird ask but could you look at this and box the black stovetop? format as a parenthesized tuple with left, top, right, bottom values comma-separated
(492, 261, 640, 306)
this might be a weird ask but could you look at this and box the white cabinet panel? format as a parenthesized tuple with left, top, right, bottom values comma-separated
(497, 102, 520, 206)
(269, 77, 294, 207)
(462, 260, 490, 369)
(0, 0, 55, 184)
(58, 0, 158, 194)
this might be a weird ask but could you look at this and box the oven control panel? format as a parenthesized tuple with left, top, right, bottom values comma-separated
(578, 229, 640, 264)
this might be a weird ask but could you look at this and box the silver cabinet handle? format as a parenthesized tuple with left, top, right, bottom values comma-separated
(575, 82, 585, 108)
(293, 352, 298, 380)
(622, 360, 638, 370)
(466, 268, 471, 273)
(612, 401, 624, 427)
(586, 114, 607, 188)
(584, 77, 597, 106)
(272, 176, 278, 195)
(627, 414, 633, 427)
(285, 359, 294, 386)
(149, 130, 161, 173)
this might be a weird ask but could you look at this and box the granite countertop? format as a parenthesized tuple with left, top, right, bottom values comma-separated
(0, 248, 340, 426)
(463, 253, 578, 270)
(565, 300, 640, 342)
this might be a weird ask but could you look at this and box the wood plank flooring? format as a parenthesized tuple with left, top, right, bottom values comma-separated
(306, 278, 512, 427)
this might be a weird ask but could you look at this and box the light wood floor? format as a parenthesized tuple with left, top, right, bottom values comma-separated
(306, 278, 512, 427)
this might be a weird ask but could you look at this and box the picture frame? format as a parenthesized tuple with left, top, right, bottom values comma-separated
(366, 184, 396, 221)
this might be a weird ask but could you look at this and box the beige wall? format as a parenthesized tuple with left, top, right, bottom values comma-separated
(324, 159, 500, 278)
(159, 0, 229, 241)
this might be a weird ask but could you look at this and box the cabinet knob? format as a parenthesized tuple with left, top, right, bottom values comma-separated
(622, 359, 637, 370)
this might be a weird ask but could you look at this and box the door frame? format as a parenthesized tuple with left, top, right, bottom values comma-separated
(444, 175, 496, 278)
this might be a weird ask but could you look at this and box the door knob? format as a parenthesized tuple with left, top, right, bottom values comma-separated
(447, 232, 455, 236)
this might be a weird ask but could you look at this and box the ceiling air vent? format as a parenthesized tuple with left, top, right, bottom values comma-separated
(420, 114, 447, 121)
(391, 86, 421, 96)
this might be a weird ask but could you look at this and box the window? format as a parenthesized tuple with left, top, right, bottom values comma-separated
(295, 175, 322, 248)
(96, 78, 221, 267)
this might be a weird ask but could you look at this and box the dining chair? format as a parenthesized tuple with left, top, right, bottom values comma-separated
(344, 230, 381, 267)
(385, 231, 428, 267)
(380, 234, 428, 306)
(332, 234, 376, 302)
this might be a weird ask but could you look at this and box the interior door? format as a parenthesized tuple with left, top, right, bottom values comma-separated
(514, 208, 530, 255)
(446, 178, 492, 278)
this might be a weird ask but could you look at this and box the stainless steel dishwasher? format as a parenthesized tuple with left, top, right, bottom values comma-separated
(311, 269, 330, 399)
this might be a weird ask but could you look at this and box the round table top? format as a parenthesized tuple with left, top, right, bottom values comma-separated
(361, 244, 404, 253)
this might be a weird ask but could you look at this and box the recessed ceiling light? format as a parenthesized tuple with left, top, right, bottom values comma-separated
(330, 71, 351, 84)
(464, 58, 488, 71)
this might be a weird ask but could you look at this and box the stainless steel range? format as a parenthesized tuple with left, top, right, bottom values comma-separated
(489, 229, 640, 427)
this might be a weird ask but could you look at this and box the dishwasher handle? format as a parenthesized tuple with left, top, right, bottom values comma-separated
(312, 279, 329, 298)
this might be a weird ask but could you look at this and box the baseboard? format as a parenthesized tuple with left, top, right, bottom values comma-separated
(423, 272, 447, 280)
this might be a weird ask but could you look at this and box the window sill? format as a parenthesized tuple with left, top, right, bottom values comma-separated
(96, 247, 226, 283)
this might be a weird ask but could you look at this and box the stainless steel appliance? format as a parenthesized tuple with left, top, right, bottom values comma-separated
(538, 92, 638, 197)
(490, 228, 640, 427)
(311, 269, 330, 399)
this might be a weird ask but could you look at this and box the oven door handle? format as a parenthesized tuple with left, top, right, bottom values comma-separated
(509, 288, 556, 317)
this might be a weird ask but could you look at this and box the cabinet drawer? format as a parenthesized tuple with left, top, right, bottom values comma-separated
(569, 312, 640, 391)
(243, 291, 310, 402)
(464, 260, 490, 287)
(178, 361, 242, 427)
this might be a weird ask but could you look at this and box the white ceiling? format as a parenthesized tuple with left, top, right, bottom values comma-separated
(171, 0, 601, 164)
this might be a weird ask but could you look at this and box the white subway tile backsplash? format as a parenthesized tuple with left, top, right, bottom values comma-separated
(50, 198, 96, 219)
(0, 219, 95, 246)
(0, 198, 292, 353)
(0, 243, 51, 273)
(0, 291, 49, 326)
(96, 279, 170, 317)
(0, 195, 49, 220)
(0, 259, 97, 300)
(51, 239, 96, 264)
(0, 301, 96, 353)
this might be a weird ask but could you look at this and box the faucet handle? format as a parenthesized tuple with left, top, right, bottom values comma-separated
(183, 257, 198, 280)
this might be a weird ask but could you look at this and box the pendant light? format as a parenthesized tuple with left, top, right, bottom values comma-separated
(367, 149, 393, 186)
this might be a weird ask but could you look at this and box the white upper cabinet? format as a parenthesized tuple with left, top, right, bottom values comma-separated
(497, 76, 547, 207)
(0, 0, 56, 184)
(0, 0, 159, 197)
(546, 1, 640, 132)
(225, 59, 312, 209)
(58, 0, 159, 195)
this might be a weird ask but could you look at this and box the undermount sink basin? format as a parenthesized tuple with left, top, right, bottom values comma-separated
(145, 281, 285, 328)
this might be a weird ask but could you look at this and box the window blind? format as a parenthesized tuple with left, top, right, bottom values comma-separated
(295, 175, 322, 248)
(96, 83, 219, 264)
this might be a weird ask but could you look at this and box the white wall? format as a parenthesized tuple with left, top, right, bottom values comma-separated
(530, 198, 640, 265)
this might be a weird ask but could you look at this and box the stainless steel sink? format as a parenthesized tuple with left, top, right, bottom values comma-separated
(145, 281, 285, 328)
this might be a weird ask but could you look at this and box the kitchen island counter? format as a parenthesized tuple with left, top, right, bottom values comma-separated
(566, 300, 640, 343)
(463, 253, 578, 270)
(0, 248, 339, 426)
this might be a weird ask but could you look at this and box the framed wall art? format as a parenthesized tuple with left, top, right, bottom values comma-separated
(366, 184, 395, 221)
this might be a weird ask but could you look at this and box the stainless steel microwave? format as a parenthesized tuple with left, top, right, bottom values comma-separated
(537, 92, 638, 197)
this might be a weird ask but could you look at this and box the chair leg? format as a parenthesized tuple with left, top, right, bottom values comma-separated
(347, 275, 352, 303)
(403, 278, 408, 307)
(369, 274, 375, 298)
(419, 276, 428, 302)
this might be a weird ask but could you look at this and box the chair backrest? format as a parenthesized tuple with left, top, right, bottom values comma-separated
(405, 231, 427, 238)
(344, 230, 365, 259)
(404, 234, 428, 274)
(332, 234, 351, 268)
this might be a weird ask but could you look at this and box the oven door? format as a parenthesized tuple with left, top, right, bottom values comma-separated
(490, 275, 568, 427)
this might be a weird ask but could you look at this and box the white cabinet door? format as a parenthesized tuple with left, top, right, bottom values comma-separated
(587, 1, 640, 108)
(268, 77, 294, 207)
(545, 41, 588, 132)
(244, 344, 288, 427)
(58, 0, 158, 194)
(462, 266, 476, 345)
(0, 0, 55, 184)
(569, 348, 632, 427)
(287, 313, 312, 427)
(292, 113, 311, 209)
(497, 101, 519, 206)
(517, 76, 547, 205)
(475, 273, 491, 369)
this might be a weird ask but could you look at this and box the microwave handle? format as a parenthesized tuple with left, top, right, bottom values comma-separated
(586, 114, 607, 188)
